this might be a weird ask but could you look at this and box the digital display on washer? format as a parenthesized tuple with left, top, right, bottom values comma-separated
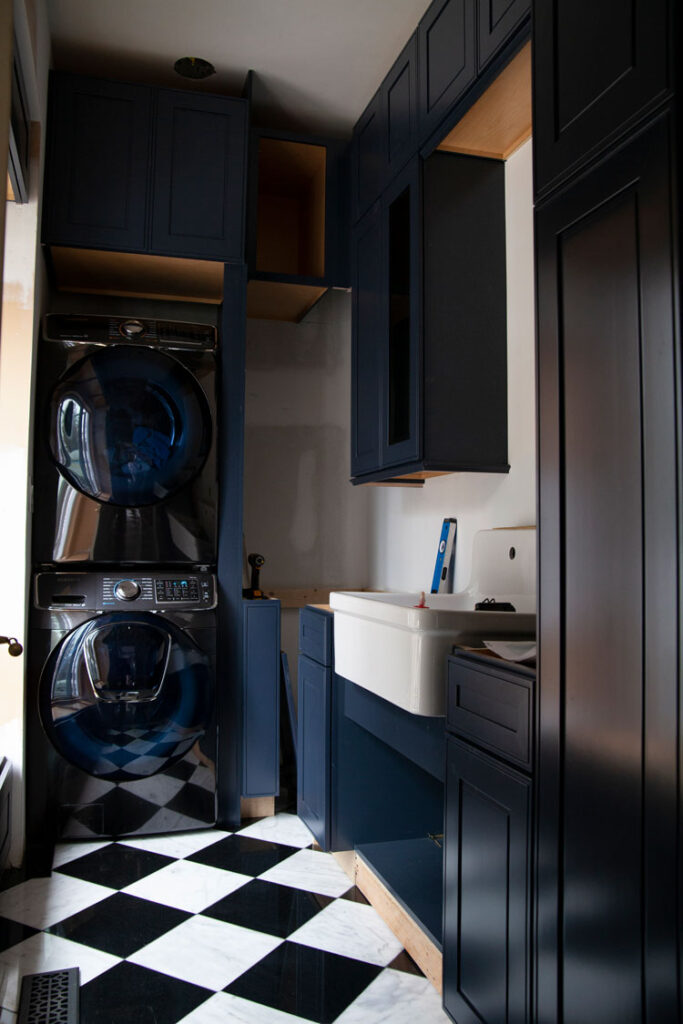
(156, 578, 200, 602)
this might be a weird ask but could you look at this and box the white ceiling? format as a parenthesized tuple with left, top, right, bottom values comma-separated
(47, 0, 433, 137)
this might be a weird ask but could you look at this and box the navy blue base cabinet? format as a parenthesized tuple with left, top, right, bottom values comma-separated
(297, 606, 444, 852)
(43, 72, 247, 261)
(444, 653, 535, 1024)
(242, 599, 280, 799)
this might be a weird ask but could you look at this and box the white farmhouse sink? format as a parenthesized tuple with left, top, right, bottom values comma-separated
(330, 528, 536, 717)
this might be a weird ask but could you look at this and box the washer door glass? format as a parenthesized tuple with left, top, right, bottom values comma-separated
(49, 345, 211, 506)
(40, 613, 212, 781)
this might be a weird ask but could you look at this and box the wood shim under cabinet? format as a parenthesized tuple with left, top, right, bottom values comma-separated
(361, 471, 451, 487)
(50, 247, 224, 304)
(437, 42, 532, 160)
(355, 852, 442, 993)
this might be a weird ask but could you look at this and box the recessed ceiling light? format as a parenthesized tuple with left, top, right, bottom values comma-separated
(174, 57, 216, 80)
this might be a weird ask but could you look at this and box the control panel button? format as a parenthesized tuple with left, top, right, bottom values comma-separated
(114, 580, 141, 601)
(119, 319, 146, 338)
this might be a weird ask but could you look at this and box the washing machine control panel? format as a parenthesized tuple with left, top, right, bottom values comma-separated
(35, 572, 217, 611)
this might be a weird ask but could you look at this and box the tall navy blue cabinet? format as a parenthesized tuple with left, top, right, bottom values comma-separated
(533, 1, 681, 1019)
(477, 0, 530, 70)
(42, 72, 247, 261)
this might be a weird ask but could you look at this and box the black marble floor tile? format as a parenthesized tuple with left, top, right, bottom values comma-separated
(186, 834, 296, 876)
(388, 949, 424, 975)
(163, 759, 196, 782)
(164, 782, 215, 823)
(48, 892, 191, 957)
(0, 915, 38, 952)
(225, 940, 381, 1023)
(340, 885, 371, 905)
(68, 787, 160, 837)
(202, 878, 326, 938)
(79, 961, 211, 1024)
(55, 843, 173, 890)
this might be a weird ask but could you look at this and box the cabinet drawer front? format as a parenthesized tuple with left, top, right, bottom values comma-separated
(299, 607, 333, 666)
(447, 657, 532, 769)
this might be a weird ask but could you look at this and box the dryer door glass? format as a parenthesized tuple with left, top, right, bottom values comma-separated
(40, 612, 213, 781)
(49, 346, 211, 506)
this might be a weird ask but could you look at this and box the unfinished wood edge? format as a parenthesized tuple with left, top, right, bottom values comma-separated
(501, 124, 533, 160)
(331, 849, 356, 882)
(240, 796, 275, 818)
(55, 283, 222, 305)
(354, 853, 442, 994)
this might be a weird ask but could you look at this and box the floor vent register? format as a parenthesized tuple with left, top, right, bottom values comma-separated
(18, 968, 79, 1024)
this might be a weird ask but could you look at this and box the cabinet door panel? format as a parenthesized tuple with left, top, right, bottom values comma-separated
(478, 0, 530, 70)
(443, 738, 531, 1024)
(152, 91, 247, 260)
(536, 116, 679, 1023)
(43, 74, 151, 251)
(242, 601, 280, 798)
(351, 91, 384, 224)
(351, 203, 384, 477)
(418, 0, 476, 139)
(385, 33, 418, 181)
(534, 0, 670, 196)
(297, 655, 331, 849)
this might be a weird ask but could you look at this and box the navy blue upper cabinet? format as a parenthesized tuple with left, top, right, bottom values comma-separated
(478, 0, 530, 71)
(351, 90, 385, 224)
(533, 0, 671, 198)
(351, 152, 508, 485)
(43, 72, 247, 261)
(152, 90, 247, 261)
(418, 0, 476, 140)
(43, 73, 151, 252)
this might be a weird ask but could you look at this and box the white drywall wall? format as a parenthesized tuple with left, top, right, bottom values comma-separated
(367, 139, 536, 593)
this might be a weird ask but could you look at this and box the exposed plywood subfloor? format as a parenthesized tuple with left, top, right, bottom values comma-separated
(50, 247, 224, 304)
(438, 41, 531, 160)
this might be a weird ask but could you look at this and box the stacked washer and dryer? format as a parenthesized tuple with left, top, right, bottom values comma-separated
(26, 313, 220, 867)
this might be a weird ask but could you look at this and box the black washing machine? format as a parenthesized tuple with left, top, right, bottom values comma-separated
(26, 569, 217, 867)
(33, 313, 217, 566)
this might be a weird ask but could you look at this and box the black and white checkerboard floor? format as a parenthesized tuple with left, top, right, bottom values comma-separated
(0, 814, 449, 1023)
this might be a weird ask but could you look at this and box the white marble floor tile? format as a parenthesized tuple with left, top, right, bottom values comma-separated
(0, 933, 120, 1012)
(0, 874, 113, 929)
(289, 898, 403, 966)
(176, 991, 312, 1023)
(129, 915, 282, 991)
(237, 813, 315, 849)
(258, 848, 352, 898)
(125, 807, 209, 836)
(51, 840, 112, 869)
(119, 829, 231, 860)
(121, 858, 250, 913)
(335, 968, 448, 1023)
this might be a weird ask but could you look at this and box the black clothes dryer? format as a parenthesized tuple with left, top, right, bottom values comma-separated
(33, 313, 217, 565)
(26, 569, 217, 867)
